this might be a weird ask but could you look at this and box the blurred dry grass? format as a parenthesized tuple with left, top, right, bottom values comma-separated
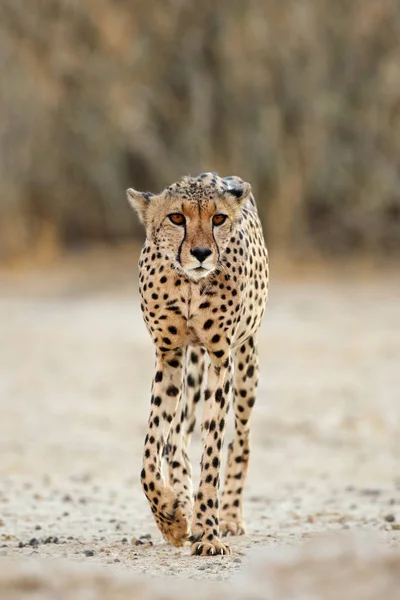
(0, 0, 399, 260)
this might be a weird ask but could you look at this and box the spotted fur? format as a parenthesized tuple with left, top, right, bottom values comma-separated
(127, 173, 269, 556)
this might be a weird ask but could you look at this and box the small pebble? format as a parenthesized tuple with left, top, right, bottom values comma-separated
(18, 542, 24, 548)
(121, 538, 128, 543)
(29, 538, 39, 546)
(114, 558, 121, 563)
(361, 488, 381, 496)
(84, 550, 94, 557)
(233, 557, 242, 563)
(384, 514, 396, 523)
(35, 525, 41, 531)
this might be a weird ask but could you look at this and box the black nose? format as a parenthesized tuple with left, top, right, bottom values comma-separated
(190, 247, 212, 263)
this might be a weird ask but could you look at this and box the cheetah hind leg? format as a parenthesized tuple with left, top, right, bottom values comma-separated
(220, 337, 259, 537)
(167, 347, 205, 525)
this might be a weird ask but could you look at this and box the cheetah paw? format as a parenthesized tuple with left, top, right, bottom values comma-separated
(155, 490, 190, 547)
(220, 519, 246, 537)
(191, 539, 231, 556)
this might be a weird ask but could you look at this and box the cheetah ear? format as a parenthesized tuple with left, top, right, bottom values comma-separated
(223, 178, 252, 204)
(126, 188, 154, 224)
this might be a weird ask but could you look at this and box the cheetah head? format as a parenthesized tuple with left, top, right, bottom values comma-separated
(127, 173, 251, 281)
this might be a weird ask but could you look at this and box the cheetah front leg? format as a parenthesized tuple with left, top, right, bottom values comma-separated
(220, 336, 259, 536)
(190, 355, 233, 556)
(141, 348, 189, 547)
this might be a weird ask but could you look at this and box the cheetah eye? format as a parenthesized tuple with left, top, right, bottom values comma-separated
(168, 213, 186, 226)
(212, 214, 227, 226)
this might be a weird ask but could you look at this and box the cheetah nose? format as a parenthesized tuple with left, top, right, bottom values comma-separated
(190, 247, 212, 263)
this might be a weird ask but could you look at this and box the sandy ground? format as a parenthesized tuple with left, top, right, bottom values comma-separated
(0, 251, 399, 597)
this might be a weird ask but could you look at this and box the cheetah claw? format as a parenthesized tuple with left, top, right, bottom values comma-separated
(191, 539, 231, 556)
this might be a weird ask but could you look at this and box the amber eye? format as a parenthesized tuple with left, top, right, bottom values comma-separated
(212, 213, 227, 226)
(168, 213, 186, 226)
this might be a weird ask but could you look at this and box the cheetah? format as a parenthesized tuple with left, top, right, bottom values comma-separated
(127, 172, 269, 556)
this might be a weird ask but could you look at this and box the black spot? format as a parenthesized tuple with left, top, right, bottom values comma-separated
(247, 365, 255, 378)
(187, 374, 195, 387)
(199, 302, 210, 309)
(211, 334, 220, 343)
(168, 359, 180, 368)
(166, 385, 180, 397)
(203, 319, 213, 330)
(155, 371, 163, 383)
(168, 326, 178, 335)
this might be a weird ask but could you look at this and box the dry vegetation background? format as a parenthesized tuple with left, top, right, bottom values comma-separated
(1, 0, 400, 261)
